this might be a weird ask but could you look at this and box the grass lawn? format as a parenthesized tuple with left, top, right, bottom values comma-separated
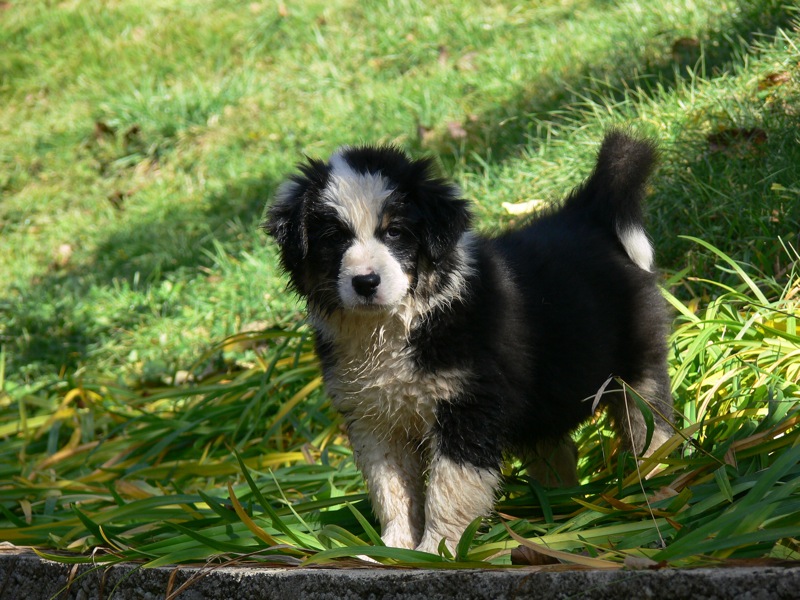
(1, 0, 799, 568)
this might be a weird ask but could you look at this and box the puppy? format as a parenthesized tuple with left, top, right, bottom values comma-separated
(265, 132, 672, 554)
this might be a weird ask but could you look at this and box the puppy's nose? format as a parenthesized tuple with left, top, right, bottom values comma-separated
(352, 273, 381, 298)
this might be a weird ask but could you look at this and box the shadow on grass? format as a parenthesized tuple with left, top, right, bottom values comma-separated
(4, 175, 277, 381)
(413, 0, 798, 274)
(429, 1, 792, 161)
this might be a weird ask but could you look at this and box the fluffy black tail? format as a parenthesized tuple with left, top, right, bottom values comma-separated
(565, 131, 658, 271)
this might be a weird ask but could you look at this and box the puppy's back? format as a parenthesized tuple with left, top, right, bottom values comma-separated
(488, 132, 669, 439)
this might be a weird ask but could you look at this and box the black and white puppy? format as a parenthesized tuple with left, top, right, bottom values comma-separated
(265, 132, 672, 554)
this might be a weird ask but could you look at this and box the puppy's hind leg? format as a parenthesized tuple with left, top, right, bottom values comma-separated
(609, 373, 673, 459)
(523, 434, 579, 487)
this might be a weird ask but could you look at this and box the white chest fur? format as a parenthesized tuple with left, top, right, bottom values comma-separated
(316, 312, 465, 441)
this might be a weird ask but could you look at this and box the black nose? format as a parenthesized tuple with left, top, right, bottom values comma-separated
(352, 273, 381, 298)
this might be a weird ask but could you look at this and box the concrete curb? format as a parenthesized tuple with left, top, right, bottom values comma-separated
(1, 549, 799, 599)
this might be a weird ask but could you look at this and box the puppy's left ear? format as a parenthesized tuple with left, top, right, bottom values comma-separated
(411, 160, 472, 263)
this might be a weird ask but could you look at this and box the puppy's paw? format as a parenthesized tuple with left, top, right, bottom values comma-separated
(381, 527, 417, 550)
(415, 533, 454, 556)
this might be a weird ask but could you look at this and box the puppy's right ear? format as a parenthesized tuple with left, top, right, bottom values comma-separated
(261, 177, 308, 274)
(263, 157, 330, 275)
(263, 177, 309, 275)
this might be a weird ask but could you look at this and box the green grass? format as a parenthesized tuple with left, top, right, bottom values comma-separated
(1, 0, 799, 569)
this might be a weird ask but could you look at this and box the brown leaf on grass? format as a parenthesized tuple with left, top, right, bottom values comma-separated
(108, 190, 128, 211)
(301, 443, 318, 465)
(758, 71, 791, 90)
(671, 37, 700, 63)
(223, 320, 271, 353)
(446, 121, 468, 141)
(50, 243, 73, 271)
(511, 544, 561, 566)
(93, 120, 115, 140)
(417, 123, 436, 146)
(456, 51, 479, 71)
(437, 45, 450, 67)
(648, 486, 679, 502)
(624, 555, 668, 570)
(0, 2, 11, 10)
(124, 124, 141, 145)
(707, 127, 767, 154)
(724, 447, 738, 468)
(420, 115, 479, 147)
(170, 370, 194, 385)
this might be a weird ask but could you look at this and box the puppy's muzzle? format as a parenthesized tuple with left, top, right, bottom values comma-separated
(352, 273, 381, 298)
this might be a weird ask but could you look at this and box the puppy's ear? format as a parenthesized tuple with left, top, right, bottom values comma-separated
(263, 177, 309, 275)
(263, 157, 331, 275)
(410, 159, 472, 263)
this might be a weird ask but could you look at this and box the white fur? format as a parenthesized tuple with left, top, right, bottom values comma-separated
(319, 311, 467, 437)
(348, 420, 426, 549)
(322, 150, 414, 309)
(617, 225, 654, 272)
(416, 455, 500, 554)
(313, 152, 499, 554)
(323, 150, 393, 239)
(338, 239, 409, 308)
(315, 278, 472, 552)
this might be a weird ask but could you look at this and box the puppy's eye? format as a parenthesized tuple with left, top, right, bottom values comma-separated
(384, 225, 403, 240)
(324, 226, 351, 242)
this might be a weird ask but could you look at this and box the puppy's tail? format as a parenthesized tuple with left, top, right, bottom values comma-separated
(566, 131, 658, 271)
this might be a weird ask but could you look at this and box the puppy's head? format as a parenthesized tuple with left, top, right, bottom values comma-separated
(264, 146, 471, 315)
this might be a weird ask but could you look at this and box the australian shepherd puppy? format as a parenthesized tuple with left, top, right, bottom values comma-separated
(265, 131, 672, 554)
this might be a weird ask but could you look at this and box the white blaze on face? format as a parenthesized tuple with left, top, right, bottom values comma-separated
(323, 150, 410, 308)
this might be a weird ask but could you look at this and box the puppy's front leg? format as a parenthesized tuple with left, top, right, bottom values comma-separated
(416, 451, 500, 555)
(348, 422, 426, 549)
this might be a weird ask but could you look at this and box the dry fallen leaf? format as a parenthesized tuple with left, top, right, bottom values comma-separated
(648, 486, 679, 502)
(502, 199, 547, 215)
(624, 555, 667, 570)
(417, 123, 436, 146)
(707, 127, 767, 154)
(511, 544, 561, 566)
(758, 71, 791, 90)
(51, 243, 73, 270)
(93, 120, 115, 140)
(437, 45, 450, 67)
(124, 124, 141, 145)
(107, 190, 129, 211)
(456, 51, 479, 71)
(671, 37, 700, 63)
(446, 121, 468, 141)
